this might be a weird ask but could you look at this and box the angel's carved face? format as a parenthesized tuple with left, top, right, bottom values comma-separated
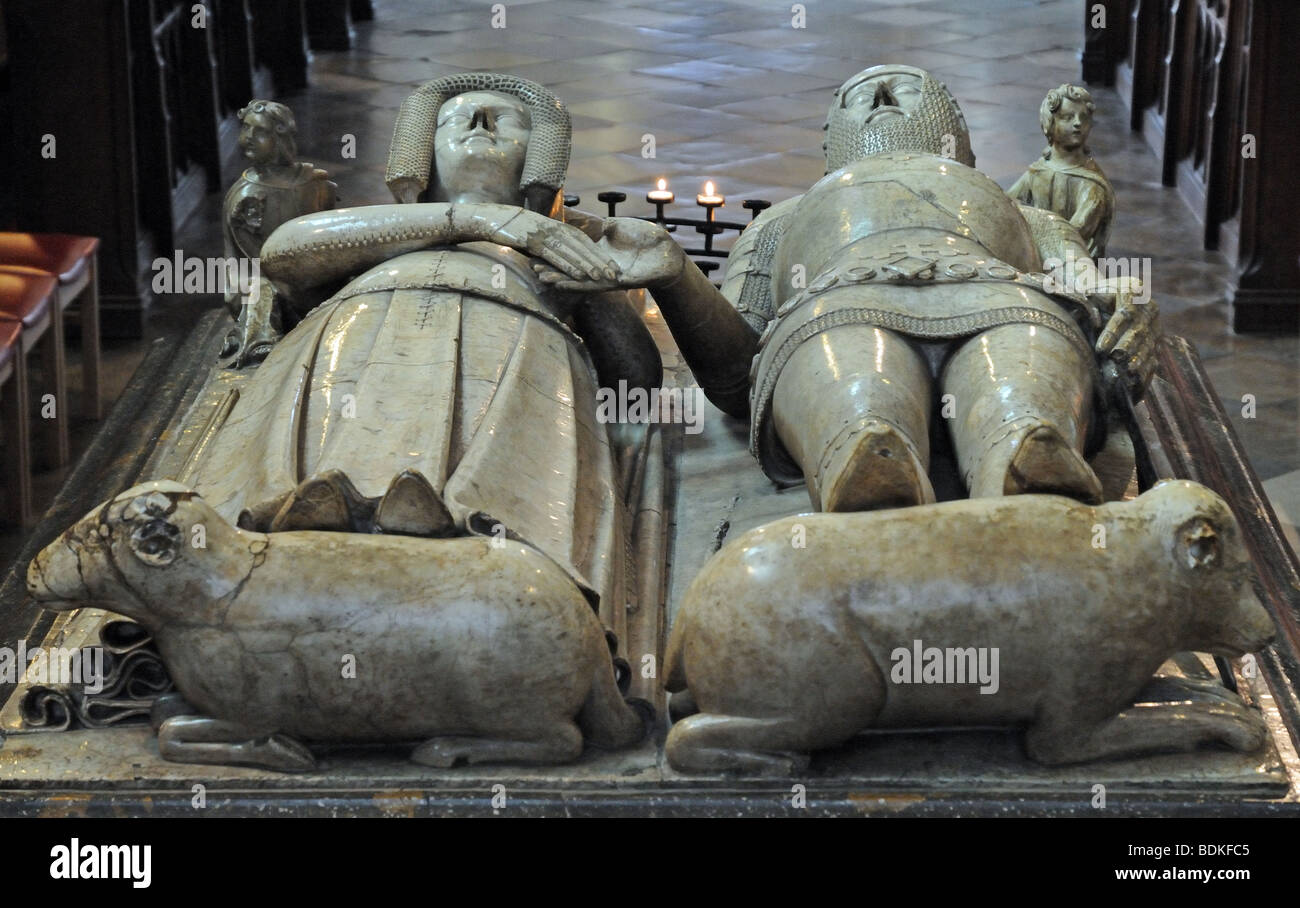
(432, 91, 532, 204)
(1050, 97, 1092, 151)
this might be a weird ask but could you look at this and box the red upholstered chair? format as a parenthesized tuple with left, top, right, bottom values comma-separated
(0, 270, 69, 471)
(0, 318, 33, 525)
(0, 233, 101, 420)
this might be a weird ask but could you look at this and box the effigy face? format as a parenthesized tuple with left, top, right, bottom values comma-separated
(839, 66, 925, 123)
(431, 91, 532, 203)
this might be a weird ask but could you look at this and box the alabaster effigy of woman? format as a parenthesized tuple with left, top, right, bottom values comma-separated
(221, 99, 337, 363)
(22, 73, 756, 771)
(1008, 83, 1115, 258)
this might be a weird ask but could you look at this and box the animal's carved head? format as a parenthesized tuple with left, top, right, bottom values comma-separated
(1146, 481, 1274, 658)
(25, 482, 232, 621)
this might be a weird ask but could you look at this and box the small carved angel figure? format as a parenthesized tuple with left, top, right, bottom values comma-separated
(221, 100, 337, 364)
(1009, 84, 1115, 258)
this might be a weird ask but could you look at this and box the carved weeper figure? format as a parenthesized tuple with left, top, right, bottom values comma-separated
(663, 481, 1274, 774)
(221, 100, 336, 365)
(1008, 83, 1115, 258)
(26, 482, 647, 771)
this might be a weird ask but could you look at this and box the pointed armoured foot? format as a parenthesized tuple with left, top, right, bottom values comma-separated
(375, 469, 456, 537)
(1003, 424, 1103, 503)
(820, 420, 934, 512)
(966, 422, 1104, 503)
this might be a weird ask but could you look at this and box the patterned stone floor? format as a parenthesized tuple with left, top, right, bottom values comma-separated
(6, 0, 1297, 561)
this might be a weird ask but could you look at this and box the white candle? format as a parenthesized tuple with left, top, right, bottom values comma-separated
(647, 178, 674, 204)
(696, 180, 724, 207)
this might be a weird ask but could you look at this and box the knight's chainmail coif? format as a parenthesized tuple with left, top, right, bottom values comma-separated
(823, 67, 976, 172)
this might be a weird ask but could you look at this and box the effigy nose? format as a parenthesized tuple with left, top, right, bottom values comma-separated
(873, 82, 898, 109)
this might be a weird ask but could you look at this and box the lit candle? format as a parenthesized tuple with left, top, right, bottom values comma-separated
(647, 178, 674, 224)
(647, 178, 674, 204)
(696, 180, 724, 208)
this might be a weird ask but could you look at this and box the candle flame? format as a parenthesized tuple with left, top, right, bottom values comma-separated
(657, 178, 666, 191)
(704, 181, 715, 196)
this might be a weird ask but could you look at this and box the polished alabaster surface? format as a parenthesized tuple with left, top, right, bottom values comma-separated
(665, 482, 1274, 774)
(18, 66, 1277, 783)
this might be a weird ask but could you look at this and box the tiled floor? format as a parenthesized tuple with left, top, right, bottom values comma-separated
(6, 0, 1298, 562)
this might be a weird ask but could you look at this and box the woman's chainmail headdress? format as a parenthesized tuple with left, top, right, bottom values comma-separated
(385, 72, 571, 213)
(823, 65, 975, 173)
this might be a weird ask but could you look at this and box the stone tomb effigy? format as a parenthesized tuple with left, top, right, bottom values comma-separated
(0, 68, 1297, 816)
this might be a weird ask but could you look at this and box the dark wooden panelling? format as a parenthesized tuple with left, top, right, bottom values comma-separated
(4, 0, 311, 336)
(1086, 0, 1300, 333)
(305, 0, 354, 52)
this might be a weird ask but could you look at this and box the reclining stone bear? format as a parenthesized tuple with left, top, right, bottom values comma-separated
(664, 480, 1274, 775)
(25, 481, 648, 771)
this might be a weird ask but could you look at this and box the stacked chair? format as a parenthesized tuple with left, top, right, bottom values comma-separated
(0, 233, 100, 525)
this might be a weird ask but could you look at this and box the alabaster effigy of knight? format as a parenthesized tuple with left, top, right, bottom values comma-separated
(1009, 83, 1115, 259)
(702, 64, 1153, 512)
(647, 65, 1271, 773)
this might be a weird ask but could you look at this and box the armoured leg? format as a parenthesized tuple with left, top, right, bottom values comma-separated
(942, 324, 1102, 502)
(772, 325, 934, 512)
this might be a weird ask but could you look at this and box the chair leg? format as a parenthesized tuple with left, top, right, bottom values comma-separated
(37, 302, 71, 469)
(82, 255, 102, 421)
(1, 345, 34, 526)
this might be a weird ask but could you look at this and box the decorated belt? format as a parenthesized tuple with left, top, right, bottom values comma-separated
(767, 252, 1095, 324)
